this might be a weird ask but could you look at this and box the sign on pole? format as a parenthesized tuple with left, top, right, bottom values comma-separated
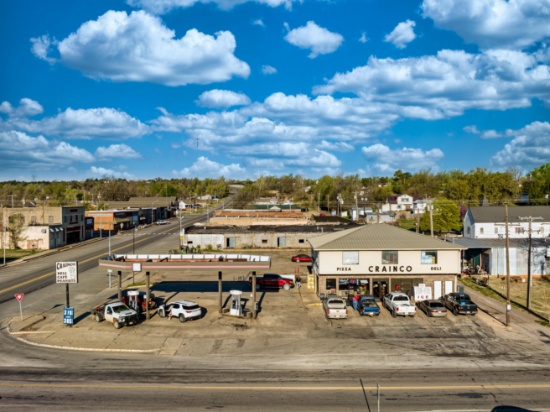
(15, 293, 24, 320)
(56, 261, 79, 284)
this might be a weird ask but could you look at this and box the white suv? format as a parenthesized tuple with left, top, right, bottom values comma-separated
(158, 300, 202, 323)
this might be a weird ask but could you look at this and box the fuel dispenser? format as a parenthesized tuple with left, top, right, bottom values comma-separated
(229, 290, 243, 317)
(126, 290, 141, 314)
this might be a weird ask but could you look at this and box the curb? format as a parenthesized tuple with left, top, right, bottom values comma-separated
(6, 316, 158, 354)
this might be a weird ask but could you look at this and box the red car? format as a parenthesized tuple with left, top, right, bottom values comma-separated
(291, 254, 312, 263)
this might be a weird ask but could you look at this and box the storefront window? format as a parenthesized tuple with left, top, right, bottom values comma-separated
(421, 251, 438, 264)
(382, 250, 398, 264)
(326, 278, 336, 292)
(342, 251, 359, 265)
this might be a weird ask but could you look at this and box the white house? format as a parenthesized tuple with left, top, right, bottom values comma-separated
(452, 206, 550, 277)
(381, 194, 414, 212)
(463, 206, 550, 239)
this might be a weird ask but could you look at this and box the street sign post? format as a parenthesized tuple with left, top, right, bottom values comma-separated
(15, 293, 24, 320)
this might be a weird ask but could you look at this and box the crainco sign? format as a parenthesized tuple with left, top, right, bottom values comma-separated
(336, 265, 413, 273)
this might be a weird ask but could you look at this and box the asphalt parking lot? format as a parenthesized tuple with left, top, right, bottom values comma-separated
(7, 247, 550, 369)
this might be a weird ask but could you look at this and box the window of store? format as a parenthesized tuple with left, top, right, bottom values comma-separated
(421, 251, 437, 264)
(326, 278, 336, 292)
(342, 251, 359, 265)
(382, 250, 398, 264)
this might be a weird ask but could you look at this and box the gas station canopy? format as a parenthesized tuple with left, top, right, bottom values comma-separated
(99, 253, 271, 271)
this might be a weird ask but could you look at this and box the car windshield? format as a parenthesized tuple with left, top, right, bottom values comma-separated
(394, 296, 409, 301)
(112, 304, 131, 313)
(429, 302, 445, 308)
(362, 299, 377, 307)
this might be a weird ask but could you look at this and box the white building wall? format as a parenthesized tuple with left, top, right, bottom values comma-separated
(317, 249, 461, 275)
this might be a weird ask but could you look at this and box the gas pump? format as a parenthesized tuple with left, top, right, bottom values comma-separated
(127, 290, 140, 313)
(229, 290, 243, 317)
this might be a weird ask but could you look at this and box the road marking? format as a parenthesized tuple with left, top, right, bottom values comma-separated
(1, 382, 549, 391)
(0, 224, 180, 295)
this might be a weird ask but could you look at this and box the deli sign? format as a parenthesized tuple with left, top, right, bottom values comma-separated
(56, 261, 78, 284)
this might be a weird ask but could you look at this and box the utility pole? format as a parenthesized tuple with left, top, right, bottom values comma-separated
(429, 199, 434, 237)
(355, 192, 359, 222)
(495, 206, 520, 327)
(317, 192, 320, 213)
(505, 206, 511, 327)
(518, 215, 543, 310)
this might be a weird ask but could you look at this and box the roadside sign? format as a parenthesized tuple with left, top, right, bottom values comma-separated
(56, 261, 79, 284)
(15, 293, 24, 320)
(63, 307, 75, 326)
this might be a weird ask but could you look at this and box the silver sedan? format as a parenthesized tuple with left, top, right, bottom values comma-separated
(417, 299, 448, 317)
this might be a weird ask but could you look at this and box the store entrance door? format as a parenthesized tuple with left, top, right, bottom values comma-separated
(372, 278, 389, 299)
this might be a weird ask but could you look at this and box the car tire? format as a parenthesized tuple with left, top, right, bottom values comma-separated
(283, 283, 291, 291)
(113, 320, 121, 329)
(179, 314, 187, 323)
(159, 307, 166, 318)
(94, 314, 101, 323)
(392, 309, 397, 318)
(453, 307, 458, 316)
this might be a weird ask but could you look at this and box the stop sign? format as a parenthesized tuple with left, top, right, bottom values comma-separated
(15, 293, 24, 302)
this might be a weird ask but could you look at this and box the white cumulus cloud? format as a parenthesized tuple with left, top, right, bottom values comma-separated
(96, 144, 142, 159)
(127, 0, 294, 14)
(314, 49, 550, 119)
(0, 101, 151, 140)
(361, 143, 444, 174)
(173, 156, 246, 178)
(384, 20, 416, 49)
(491, 121, 550, 169)
(284, 21, 344, 58)
(196, 90, 251, 108)
(262, 65, 278, 74)
(34, 10, 250, 86)
(422, 0, 550, 50)
(90, 166, 134, 179)
(0, 131, 94, 174)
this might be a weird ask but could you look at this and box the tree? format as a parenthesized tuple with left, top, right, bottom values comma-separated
(8, 213, 26, 249)
(419, 198, 461, 234)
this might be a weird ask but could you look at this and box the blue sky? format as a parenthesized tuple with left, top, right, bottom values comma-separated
(1, 0, 549, 181)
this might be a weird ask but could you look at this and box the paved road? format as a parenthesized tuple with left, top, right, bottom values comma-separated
(1, 226, 550, 411)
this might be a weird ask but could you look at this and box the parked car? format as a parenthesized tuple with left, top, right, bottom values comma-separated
(441, 292, 478, 316)
(323, 294, 348, 319)
(358, 295, 380, 316)
(250, 273, 294, 290)
(158, 300, 202, 322)
(417, 299, 448, 317)
(382, 292, 416, 317)
(156, 220, 169, 225)
(291, 254, 312, 263)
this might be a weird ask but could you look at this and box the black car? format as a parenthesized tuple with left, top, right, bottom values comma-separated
(441, 292, 478, 316)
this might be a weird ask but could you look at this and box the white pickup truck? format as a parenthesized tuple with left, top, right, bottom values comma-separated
(323, 294, 348, 319)
(382, 292, 416, 318)
(91, 302, 139, 329)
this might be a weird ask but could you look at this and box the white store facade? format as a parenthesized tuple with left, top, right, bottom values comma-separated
(309, 224, 466, 301)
